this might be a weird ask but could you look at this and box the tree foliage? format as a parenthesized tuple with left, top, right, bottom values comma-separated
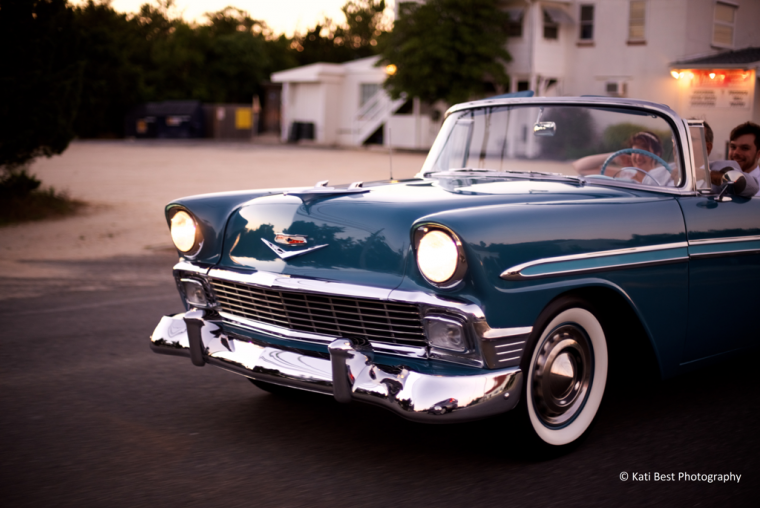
(291, 1, 388, 65)
(0, 0, 83, 169)
(381, 0, 511, 105)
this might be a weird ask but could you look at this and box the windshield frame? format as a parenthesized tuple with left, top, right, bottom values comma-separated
(417, 97, 697, 195)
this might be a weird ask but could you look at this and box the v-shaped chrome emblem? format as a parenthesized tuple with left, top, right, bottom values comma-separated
(261, 238, 328, 260)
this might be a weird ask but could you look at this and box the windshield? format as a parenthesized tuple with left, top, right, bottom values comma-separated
(421, 105, 683, 188)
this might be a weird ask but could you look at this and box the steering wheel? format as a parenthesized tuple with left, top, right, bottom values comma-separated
(600, 148, 671, 178)
(613, 166, 651, 180)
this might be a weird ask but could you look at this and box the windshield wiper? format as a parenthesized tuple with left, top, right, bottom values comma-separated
(425, 168, 585, 185)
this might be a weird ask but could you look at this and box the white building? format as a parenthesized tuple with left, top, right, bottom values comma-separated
(271, 57, 440, 149)
(497, 0, 760, 159)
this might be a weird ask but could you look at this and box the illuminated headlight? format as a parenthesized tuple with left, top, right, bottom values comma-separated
(424, 316, 467, 352)
(170, 210, 199, 253)
(415, 226, 466, 285)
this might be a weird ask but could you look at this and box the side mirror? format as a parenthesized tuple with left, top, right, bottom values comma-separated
(716, 170, 746, 202)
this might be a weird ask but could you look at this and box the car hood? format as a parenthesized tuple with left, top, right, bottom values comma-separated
(217, 178, 635, 289)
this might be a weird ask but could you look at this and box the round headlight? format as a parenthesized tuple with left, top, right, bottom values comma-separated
(170, 210, 198, 253)
(417, 229, 460, 284)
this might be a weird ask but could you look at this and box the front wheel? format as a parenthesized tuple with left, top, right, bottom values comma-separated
(524, 298, 608, 446)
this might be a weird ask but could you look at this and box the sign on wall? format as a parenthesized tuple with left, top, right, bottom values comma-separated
(684, 69, 752, 110)
(689, 88, 750, 109)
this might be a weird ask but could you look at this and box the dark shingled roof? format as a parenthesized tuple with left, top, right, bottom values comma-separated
(672, 47, 760, 66)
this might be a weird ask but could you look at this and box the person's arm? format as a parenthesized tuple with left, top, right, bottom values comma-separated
(572, 152, 629, 175)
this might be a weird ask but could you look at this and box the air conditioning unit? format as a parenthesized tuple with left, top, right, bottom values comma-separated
(606, 81, 628, 97)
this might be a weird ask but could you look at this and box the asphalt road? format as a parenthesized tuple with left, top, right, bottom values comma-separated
(1, 252, 758, 507)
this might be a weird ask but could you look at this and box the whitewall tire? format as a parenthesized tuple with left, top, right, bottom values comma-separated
(525, 305, 608, 446)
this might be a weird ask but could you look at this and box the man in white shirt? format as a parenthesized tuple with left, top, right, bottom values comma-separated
(727, 122, 760, 197)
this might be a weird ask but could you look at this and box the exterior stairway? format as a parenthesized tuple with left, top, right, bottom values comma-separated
(354, 90, 407, 145)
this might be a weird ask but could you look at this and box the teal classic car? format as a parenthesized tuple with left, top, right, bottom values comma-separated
(151, 96, 759, 447)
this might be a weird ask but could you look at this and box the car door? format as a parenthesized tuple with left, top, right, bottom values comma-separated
(678, 124, 760, 363)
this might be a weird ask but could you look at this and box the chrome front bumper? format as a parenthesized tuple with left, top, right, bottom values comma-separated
(150, 311, 523, 423)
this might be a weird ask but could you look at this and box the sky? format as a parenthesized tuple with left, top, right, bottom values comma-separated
(94, 0, 397, 37)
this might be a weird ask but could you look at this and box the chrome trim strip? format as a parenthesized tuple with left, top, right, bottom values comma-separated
(688, 236, 760, 259)
(495, 341, 526, 348)
(208, 268, 394, 301)
(483, 327, 532, 340)
(500, 242, 689, 281)
(220, 311, 334, 344)
(688, 235, 760, 246)
(173, 261, 209, 275)
(150, 313, 523, 423)
(219, 311, 428, 359)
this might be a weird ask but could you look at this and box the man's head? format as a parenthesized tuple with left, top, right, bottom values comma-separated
(729, 122, 760, 172)
(703, 121, 713, 156)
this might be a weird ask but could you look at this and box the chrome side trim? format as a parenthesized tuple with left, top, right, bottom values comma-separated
(150, 313, 523, 423)
(688, 235, 760, 245)
(688, 235, 760, 259)
(500, 242, 689, 281)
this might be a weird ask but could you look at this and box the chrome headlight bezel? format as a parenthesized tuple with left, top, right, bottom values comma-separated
(413, 224, 468, 288)
(168, 207, 203, 257)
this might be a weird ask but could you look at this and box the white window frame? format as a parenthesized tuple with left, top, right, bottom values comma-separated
(712, 1, 737, 49)
(627, 0, 646, 43)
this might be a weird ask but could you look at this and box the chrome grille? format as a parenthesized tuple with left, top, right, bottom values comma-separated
(209, 278, 426, 347)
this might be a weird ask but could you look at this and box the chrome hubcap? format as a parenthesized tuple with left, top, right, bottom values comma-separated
(531, 325, 592, 427)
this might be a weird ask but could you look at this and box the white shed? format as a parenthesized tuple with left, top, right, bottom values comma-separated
(271, 57, 439, 149)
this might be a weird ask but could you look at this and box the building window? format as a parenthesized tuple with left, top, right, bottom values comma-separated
(543, 10, 558, 40)
(507, 9, 523, 37)
(360, 83, 381, 107)
(605, 81, 628, 97)
(579, 5, 594, 40)
(628, 0, 646, 42)
(517, 80, 530, 92)
(712, 1, 737, 48)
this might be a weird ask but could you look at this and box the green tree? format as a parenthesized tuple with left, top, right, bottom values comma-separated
(0, 0, 83, 169)
(71, 1, 147, 138)
(381, 0, 511, 105)
(341, 0, 388, 52)
(292, 0, 388, 65)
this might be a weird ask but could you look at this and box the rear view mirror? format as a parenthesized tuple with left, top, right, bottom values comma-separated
(534, 121, 556, 137)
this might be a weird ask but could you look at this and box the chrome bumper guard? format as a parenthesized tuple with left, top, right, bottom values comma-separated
(150, 310, 523, 423)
